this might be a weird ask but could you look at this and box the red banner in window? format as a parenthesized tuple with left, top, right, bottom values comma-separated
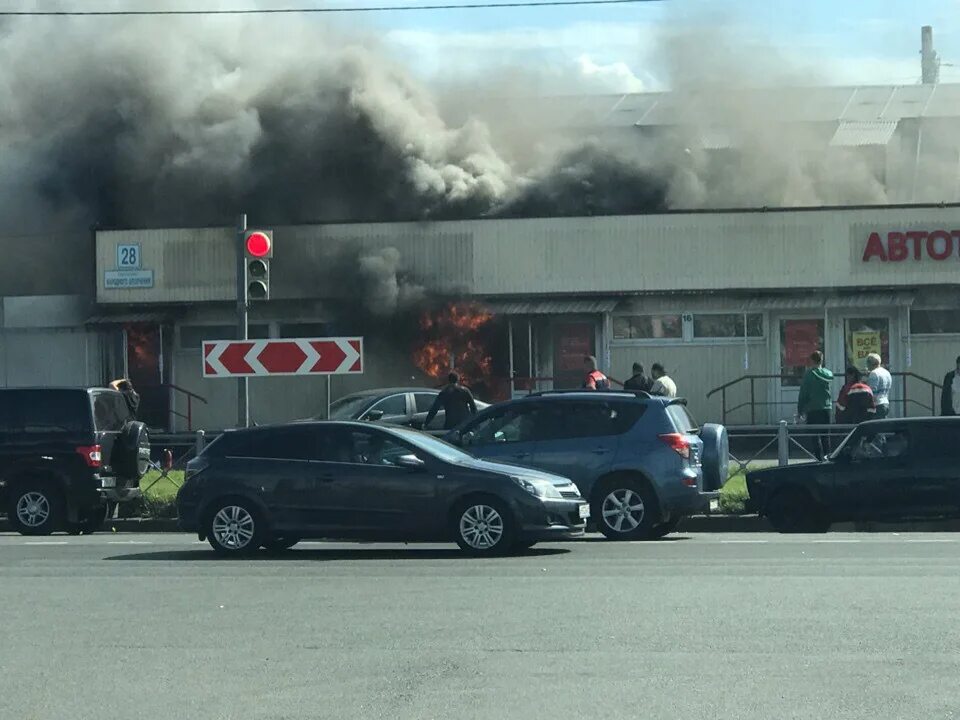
(784, 320, 821, 367)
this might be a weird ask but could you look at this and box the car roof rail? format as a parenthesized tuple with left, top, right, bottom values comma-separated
(525, 389, 653, 399)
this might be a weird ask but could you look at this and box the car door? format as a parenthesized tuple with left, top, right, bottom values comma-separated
(458, 403, 544, 468)
(361, 392, 412, 426)
(308, 426, 440, 535)
(532, 401, 639, 492)
(902, 425, 960, 518)
(849, 427, 922, 521)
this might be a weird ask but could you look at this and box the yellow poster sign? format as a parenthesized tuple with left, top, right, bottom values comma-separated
(851, 331, 881, 371)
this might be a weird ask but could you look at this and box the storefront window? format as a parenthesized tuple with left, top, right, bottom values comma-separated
(693, 313, 763, 338)
(613, 314, 682, 340)
(780, 319, 824, 387)
(844, 318, 889, 372)
(910, 310, 960, 335)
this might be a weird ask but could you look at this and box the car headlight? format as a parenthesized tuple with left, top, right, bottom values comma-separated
(511, 476, 562, 499)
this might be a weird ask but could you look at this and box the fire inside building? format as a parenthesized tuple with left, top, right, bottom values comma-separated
(3, 200, 959, 431)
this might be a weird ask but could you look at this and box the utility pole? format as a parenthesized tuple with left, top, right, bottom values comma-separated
(236, 212, 249, 428)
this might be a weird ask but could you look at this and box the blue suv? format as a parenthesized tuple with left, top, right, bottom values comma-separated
(447, 391, 728, 540)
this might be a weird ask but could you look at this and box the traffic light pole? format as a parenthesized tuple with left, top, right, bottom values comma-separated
(236, 213, 249, 428)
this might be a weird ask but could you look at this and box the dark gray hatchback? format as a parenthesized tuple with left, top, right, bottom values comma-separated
(178, 421, 588, 555)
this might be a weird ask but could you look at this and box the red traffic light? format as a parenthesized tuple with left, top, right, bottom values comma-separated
(245, 231, 271, 258)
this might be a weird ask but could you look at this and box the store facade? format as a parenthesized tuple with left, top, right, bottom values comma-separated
(92, 205, 960, 429)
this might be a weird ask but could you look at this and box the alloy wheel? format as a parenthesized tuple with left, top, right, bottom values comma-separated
(601, 488, 645, 533)
(212, 505, 256, 550)
(16, 492, 50, 528)
(459, 504, 504, 550)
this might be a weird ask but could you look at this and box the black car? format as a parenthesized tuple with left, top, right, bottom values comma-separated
(0, 387, 150, 535)
(326, 387, 490, 430)
(446, 391, 729, 540)
(177, 420, 588, 556)
(747, 417, 960, 532)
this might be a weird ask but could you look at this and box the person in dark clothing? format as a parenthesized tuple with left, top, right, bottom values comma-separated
(835, 366, 875, 424)
(582, 356, 610, 390)
(424, 372, 478, 430)
(942, 355, 960, 416)
(623, 362, 651, 392)
(109, 378, 140, 419)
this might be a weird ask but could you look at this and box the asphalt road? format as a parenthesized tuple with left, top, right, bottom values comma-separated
(2, 532, 960, 720)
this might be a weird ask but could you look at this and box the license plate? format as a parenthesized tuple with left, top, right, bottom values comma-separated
(578, 504, 591, 519)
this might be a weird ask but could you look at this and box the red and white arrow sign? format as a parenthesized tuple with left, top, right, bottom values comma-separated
(202, 337, 363, 378)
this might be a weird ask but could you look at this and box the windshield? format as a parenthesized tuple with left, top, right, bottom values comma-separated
(386, 427, 476, 464)
(328, 395, 373, 420)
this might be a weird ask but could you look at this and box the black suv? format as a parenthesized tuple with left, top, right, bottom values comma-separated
(0, 387, 150, 535)
(446, 391, 729, 540)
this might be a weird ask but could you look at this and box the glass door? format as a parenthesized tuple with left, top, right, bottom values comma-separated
(772, 317, 825, 422)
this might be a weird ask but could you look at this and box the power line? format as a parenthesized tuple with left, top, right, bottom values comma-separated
(0, 0, 663, 16)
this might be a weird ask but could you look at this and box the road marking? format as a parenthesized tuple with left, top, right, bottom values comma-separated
(811, 539, 861, 543)
(904, 538, 958, 543)
(719, 539, 769, 544)
(107, 541, 153, 545)
(23, 541, 68, 545)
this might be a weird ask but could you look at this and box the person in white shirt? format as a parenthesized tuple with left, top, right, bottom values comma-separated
(865, 353, 892, 419)
(649, 363, 677, 398)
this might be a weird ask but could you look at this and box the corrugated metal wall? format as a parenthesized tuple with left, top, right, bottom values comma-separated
(98, 206, 960, 304)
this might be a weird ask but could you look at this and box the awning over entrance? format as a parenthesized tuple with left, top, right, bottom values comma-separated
(741, 291, 914, 311)
(85, 311, 173, 325)
(483, 298, 619, 315)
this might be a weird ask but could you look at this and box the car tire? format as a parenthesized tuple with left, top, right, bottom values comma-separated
(453, 497, 516, 555)
(765, 488, 831, 533)
(262, 536, 300, 553)
(700, 424, 730, 492)
(593, 478, 658, 541)
(7, 482, 64, 536)
(112, 421, 151, 481)
(651, 518, 680, 539)
(205, 498, 265, 556)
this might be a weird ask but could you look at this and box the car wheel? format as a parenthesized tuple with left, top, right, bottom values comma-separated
(651, 518, 680, 539)
(453, 497, 516, 555)
(594, 480, 658, 541)
(262, 536, 300, 553)
(206, 499, 264, 556)
(766, 488, 830, 533)
(7, 483, 64, 536)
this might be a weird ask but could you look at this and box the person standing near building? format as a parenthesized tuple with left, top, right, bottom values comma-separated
(942, 355, 960, 416)
(835, 366, 875, 424)
(649, 363, 677, 398)
(582, 356, 610, 390)
(623, 362, 652, 392)
(865, 353, 892, 419)
(798, 351, 833, 460)
(424, 372, 478, 430)
(109, 378, 140, 419)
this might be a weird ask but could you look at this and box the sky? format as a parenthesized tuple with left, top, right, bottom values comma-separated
(344, 0, 960, 92)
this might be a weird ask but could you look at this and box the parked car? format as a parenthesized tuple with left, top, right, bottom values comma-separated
(747, 417, 960, 533)
(445, 390, 729, 540)
(177, 420, 588, 556)
(325, 387, 490, 430)
(0, 387, 150, 535)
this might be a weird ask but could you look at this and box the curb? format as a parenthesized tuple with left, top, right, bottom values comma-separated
(0, 518, 180, 534)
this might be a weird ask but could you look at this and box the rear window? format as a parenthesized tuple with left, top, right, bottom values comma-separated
(666, 403, 698, 433)
(92, 392, 131, 431)
(540, 400, 645, 440)
(0, 390, 90, 433)
(202, 426, 322, 461)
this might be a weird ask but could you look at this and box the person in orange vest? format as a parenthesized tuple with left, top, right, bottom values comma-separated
(582, 356, 610, 390)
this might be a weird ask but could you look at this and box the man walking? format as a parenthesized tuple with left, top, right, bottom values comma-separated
(649, 363, 677, 398)
(582, 356, 610, 390)
(623, 362, 651, 392)
(798, 351, 833, 460)
(424, 372, 478, 430)
(942, 355, 960, 416)
(865, 353, 892, 419)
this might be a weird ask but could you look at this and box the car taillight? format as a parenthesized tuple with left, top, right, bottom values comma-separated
(76, 445, 102, 468)
(658, 433, 690, 459)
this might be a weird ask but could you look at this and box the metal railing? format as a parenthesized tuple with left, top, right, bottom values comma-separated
(707, 372, 943, 426)
(163, 384, 208, 431)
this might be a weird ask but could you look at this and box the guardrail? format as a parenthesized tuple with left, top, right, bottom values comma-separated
(163, 384, 208, 431)
(707, 372, 942, 425)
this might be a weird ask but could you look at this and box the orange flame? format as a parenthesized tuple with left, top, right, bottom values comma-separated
(125, 324, 155, 367)
(413, 302, 494, 388)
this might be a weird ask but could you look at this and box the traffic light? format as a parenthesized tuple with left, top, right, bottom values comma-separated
(243, 230, 272, 301)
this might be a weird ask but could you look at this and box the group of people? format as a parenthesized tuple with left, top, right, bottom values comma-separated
(582, 356, 678, 398)
(797, 350, 893, 459)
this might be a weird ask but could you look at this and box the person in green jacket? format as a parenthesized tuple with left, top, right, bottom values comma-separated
(797, 350, 834, 460)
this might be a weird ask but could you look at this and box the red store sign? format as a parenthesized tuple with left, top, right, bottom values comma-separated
(862, 230, 960, 263)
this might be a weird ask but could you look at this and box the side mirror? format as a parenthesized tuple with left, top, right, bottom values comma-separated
(365, 409, 384, 422)
(394, 454, 426, 471)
